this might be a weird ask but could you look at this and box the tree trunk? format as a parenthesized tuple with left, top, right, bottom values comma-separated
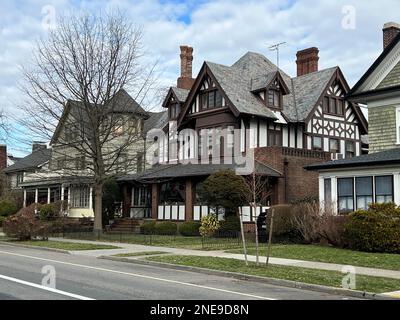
(94, 182, 103, 233)
(238, 207, 248, 266)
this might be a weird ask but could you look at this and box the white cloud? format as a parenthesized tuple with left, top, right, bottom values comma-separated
(1, 0, 400, 156)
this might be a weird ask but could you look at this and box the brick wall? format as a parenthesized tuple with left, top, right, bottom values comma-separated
(255, 146, 330, 204)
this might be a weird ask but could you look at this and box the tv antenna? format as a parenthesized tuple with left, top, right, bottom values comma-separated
(269, 42, 286, 70)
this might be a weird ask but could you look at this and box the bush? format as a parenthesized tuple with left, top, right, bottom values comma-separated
(219, 215, 240, 232)
(154, 221, 177, 235)
(140, 220, 156, 234)
(344, 203, 400, 253)
(0, 199, 18, 217)
(39, 203, 57, 220)
(178, 221, 201, 236)
(290, 202, 321, 244)
(319, 214, 349, 248)
(199, 214, 220, 237)
(3, 204, 51, 240)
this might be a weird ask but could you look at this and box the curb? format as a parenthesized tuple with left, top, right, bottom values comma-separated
(0, 241, 70, 255)
(99, 255, 398, 300)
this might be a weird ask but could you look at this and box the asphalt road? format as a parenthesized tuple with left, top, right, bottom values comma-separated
(0, 243, 360, 300)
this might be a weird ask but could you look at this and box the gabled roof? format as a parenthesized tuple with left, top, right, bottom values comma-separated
(349, 32, 400, 100)
(305, 147, 400, 171)
(162, 87, 190, 108)
(3, 148, 51, 173)
(51, 89, 148, 144)
(178, 51, 362, 125)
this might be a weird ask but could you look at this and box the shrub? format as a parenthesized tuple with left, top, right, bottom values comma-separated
(219, 215, 240, 232)
(154, 221, 177, 235)
(344, 203, 400, 253)
(319, 214, 349, 248)
(0, 199, 18, 217)
(3, 204, 51, 240)
(290, 202, 321, 244)
(39, 203, 57, 220)
(178, 221, 201, 236)
(199, 214, 220, 237)
(140, 220, 156, 235)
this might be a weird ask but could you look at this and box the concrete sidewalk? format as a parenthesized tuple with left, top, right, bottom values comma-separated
(48, 237, 400, 280)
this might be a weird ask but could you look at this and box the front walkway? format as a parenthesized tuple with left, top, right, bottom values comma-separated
(49, 237, 400, 280)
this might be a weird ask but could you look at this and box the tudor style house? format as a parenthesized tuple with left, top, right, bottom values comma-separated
(307, 22, 400, 214)
(5, 89, 163, 218)
(118, 45, 367, 226)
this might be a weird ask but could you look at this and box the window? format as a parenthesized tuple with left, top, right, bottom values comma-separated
(324, 178, 332, 209)
(199, 90, 223, 110)
(169, 103, 180, 119)
(132, 187, 150, 206)
(268, 128, 282, 146)
(70, 186, 90, 208)
(356, 177, 373, 210)
(337, 100, 344, 115)
(17, 172, 24, 186)
(312, 136, 323, 151)
(160, 181, 186, 204)
(323, 97, 329, 113)
(345, 141, 355, 158)
(338, 178, 354, 214)
(375, 176, 393, 203)
(268, 90, 280, 109)
(329, 138, 340, 153)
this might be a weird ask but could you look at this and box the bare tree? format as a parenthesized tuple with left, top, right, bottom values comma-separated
(19, 12, 159, 232)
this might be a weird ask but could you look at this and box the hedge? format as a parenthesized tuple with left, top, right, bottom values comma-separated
(344, 203, 400, 253)
(154, 221, 177, 235)
(178, 221, 201, 236)
(140, 221, 156, 235)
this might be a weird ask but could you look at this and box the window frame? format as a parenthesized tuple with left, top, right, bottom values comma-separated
(345, 140, 355, 158)
(337, 177, 354, 214)
(355, 176, 373, 210)
(329, 138, 340, 154)
(375, 175, 394, 204)
(312, 136, 323, 151)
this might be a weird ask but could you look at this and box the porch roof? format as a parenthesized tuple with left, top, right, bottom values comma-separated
(118, 161, 282, 183)
(18, 176, 93, 188)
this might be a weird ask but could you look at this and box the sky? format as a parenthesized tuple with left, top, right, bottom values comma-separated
(1, 0, 400, 156)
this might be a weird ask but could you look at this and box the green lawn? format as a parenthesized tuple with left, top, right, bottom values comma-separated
(146, 255, 400, 294)
(226, 244, 400, 271)
(113, 251, 168, 257)
(16, 240, 120, 251)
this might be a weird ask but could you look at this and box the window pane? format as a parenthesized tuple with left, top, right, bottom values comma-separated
(323, 97, 329, 113)
(356, 177, 372, 196)
(329, 139, 339, 152)
(329, 98, 336, 113)
(215, 91, 222, 107)
(357, 196, 372, 210)
(273, 91, 280, 107)
(338, 178, 353, 197)
(201, 93, 208, 109)
(268, 90, 274, 105)
(208, 91, 215, 108)
(324, 178, 331, 203)
(375, 176, 393, 196)
(313, 136, 322, 150)
(337, 100, 344, 115)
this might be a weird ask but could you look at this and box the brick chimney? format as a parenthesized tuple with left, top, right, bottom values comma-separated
(177, 45, 195, 90)
(32, 141, 47, 153)
(296, 47, 319, 77)
(383, 22, 400, 50)
(0, 145, 7, 170)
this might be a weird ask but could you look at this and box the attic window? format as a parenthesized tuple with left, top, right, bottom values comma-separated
(199, 89, 223, 110)
(323, 96, 344, 116)
(268, 90, 280, 109)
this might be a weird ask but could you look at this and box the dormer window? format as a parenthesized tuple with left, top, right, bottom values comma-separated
(323, 96, 344, 116)
(268, 89, 281, 109)
(169, 103, 181, 119)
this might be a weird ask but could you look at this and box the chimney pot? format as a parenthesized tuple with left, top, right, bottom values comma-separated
(383, 22, 400, 50)
(296, 47, 319, 77)
(177, 45, 195, 90)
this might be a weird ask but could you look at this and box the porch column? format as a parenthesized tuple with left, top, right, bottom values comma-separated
(331, 177, 338, 214)
(151, 184, 159, 220)
(318, 176, 325, 212)
(61, 186, 65, 215)
(67, 187, 71, 214)
(47, 187, 51, 204)
(34, 188, 38, 214)
(23, 189, 27, 208)
(185, 179, 193, 221)
(89, 187, 93, 210)
(394, 172, 400, 205)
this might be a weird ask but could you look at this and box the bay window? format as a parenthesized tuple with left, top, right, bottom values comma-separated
(71, 186, 90, 208)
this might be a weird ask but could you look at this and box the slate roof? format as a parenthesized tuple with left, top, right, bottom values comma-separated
(305, 147, 400, 171)
(171, 87, 190, 102)
(118, 161, 282, 182)
(204, 51, 339, 122)
(3, 148, 51, 173)
(105, 89, 148, 117)
(143, 111, 168, 133)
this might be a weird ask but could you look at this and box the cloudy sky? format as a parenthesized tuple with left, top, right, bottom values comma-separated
(1, 0, 400, 156)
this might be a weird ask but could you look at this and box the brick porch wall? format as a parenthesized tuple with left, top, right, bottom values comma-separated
(255, 146, 331, 204)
